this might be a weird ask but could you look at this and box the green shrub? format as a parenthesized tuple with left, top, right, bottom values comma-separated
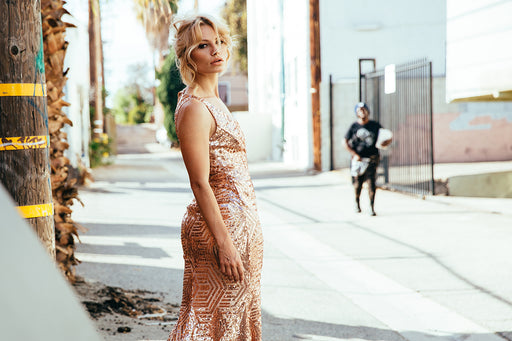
(156, 51, 185, 145)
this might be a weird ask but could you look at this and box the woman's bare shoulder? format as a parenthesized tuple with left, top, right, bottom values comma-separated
(176, 97, 213, 132)
(179, 97, 211, 119)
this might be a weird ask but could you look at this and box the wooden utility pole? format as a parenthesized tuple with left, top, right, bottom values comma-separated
(310, 0, 322, 171)
(89, 0, 104, 138)
(0, 0, 56, 257)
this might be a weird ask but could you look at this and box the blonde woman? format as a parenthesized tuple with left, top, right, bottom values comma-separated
(168, 15, 263, 340)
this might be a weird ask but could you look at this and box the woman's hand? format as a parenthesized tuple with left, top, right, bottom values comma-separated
(216, 237, 245, 282)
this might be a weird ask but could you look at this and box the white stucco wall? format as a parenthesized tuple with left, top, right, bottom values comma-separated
(446, 0, 512, 101)
(233, 112, 272, 162)
(249, 0, 448, 169)
(247, 0, 312, 169)
(63, 2, 91, 168)
(247, 0, 284, 162)
(320, 0, 447, 81)
(320, 0, 447, 170)
(281, 0, 311, 168)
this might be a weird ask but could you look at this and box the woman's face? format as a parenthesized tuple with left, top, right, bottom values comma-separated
(190, 24, 228, 76)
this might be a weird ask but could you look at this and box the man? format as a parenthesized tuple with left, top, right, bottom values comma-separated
(344, 102, 391, 216)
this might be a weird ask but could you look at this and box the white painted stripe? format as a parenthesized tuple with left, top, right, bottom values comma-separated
(265, 224, 505, 341)
(75, 253, 184, 270)
(293, 335, 358, 341)
(79, 235, 180, 247)
(77, 236, 184, 270)
(75, 217, 177, 226)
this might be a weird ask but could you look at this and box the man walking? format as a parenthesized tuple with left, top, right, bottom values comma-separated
(344, 102, 391, 216)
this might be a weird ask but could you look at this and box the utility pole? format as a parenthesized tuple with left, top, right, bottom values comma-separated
(89, 0, 104, 139)
(310, 0, 322, 171)
(0, 0, 56, 257)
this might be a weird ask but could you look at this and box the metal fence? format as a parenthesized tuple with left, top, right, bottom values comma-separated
(362, 59, 434, 195)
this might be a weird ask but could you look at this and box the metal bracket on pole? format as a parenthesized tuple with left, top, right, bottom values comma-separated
(358, 58, 376, 102)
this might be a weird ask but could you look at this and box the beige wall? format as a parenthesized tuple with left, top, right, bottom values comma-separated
(433, 78, 512, 163)
(328, 77, 512, 168)
(220, 72, 248, 112)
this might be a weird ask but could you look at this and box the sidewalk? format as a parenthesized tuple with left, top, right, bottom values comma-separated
(73, 140, 512, 341)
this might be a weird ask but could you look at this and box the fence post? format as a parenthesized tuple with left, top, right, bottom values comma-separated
(429, 61, 435, 195)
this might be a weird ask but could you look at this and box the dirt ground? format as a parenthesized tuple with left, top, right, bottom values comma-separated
(73, 276, 180, 341)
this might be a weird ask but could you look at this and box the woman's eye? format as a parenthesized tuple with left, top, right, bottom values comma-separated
(198, 43, 208, 49)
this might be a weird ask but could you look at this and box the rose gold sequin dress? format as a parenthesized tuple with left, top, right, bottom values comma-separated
(168, 91, 264, 341)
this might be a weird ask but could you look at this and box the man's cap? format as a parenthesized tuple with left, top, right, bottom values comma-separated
(354, 102, 369, 114)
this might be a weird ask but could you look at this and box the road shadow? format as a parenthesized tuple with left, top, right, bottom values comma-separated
(262, 310, 512, 341)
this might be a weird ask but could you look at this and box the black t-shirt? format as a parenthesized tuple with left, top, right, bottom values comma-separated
(345, 120, 382, 157)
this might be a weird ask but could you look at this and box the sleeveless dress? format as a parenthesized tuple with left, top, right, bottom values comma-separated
(168, 91, 264, 341)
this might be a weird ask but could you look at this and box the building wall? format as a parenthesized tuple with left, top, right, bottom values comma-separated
(442, 0, 512, 162)
(247, 0, 312, 168)
(330, 76, 512, 167)
(247, 0, 284, 162)
(434, 100, 512, 163)
(446, 0, 512, 101)
(219, 61, 248, 112)
(281, 0, 311, 168)
(63, 2, 91, 168)
(248, 0, 511, 168)
(319, 0, 447, 170)
(321, 0, 512, 166)
(320, 0, 447, 81)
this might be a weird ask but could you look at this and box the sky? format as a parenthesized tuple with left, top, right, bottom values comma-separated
(101, 0, 226, 107)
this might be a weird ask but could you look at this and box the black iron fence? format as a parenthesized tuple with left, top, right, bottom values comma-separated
(362, 59, 434, 195)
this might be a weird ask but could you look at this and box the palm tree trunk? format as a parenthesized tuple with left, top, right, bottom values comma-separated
(41, 0, 84, 282)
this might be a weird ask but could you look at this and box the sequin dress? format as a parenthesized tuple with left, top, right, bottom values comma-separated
(168, 91, 264, 341)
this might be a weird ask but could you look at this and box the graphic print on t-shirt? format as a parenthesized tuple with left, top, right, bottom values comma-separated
(345, 120, 381, 158)
(355, 127, 375, 147)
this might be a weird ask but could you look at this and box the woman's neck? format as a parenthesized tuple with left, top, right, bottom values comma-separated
(188, 74, 219, 98)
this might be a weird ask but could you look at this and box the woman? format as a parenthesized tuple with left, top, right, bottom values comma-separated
(168, 15, 263, 341)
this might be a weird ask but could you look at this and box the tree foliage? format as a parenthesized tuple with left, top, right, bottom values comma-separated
(113, 63, 154, 124)
(113, 88, 153, 124)
(222, 0, 247, 73)
(133, 0, 178, 63)
(155, 51, 185, 145)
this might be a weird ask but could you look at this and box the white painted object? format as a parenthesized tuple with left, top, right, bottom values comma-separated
(0, 185, 102, 341)
(376, 128, 393, 150)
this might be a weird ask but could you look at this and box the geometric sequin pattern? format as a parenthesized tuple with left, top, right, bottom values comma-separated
(168, 91, 264, 341)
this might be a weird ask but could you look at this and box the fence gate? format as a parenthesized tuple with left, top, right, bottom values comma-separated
(362, 59, 434, 195)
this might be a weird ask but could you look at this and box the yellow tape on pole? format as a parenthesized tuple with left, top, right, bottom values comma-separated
(17, 203, 54, 218)
(0, 83, 47, 96)
(0, 135, 49, 151)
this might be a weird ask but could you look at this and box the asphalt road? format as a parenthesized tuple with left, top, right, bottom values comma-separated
(73, 140, 512, 341)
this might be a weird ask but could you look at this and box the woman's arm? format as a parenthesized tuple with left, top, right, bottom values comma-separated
(177, 100, 245, 282)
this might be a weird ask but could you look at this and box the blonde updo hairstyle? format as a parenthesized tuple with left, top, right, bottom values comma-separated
(173, 15, 232, 86)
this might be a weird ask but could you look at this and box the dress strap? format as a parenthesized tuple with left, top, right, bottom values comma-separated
(179, 91, 226, 121)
